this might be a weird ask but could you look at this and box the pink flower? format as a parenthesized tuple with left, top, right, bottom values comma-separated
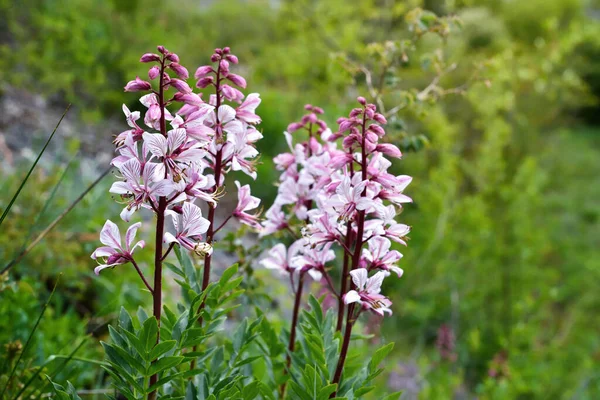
(260, 243, 292, 275)
(109, 158, 174, 221)
(344, 269, 392, 316)
(143, 129, 206, 177)
(290, 242, 336, 282)
(164, 202, 211, 255)
(329, 175, 375, 220)
(233, 181, 261, 229)
(259, 206, 288, 237)
(362, 237, 404, 277)
(91, 220, 145, 275)
(235, 93, 261, 124)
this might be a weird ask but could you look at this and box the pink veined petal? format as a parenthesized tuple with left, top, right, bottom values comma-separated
(390, 265, 404, 278)
(366, 271, 386, 294)
(163, 232, 179, 245)
(120, 158, 142, 183)
(151, 180, 174, 197)
(183, 202, 210, 236)
(167, 128, 187, 152)
(143, 132, 168, 157)
(140, 93, 158, 108)
(100, 220, 122, 249)
(130, 240, 146, 253)
(224, 120, 245, 137)
(217, 105, 236, 124)
(349, 268, 368, 290)
(109, 181, 132, 195)
(308, 269, 323, 282)
(94, 264, 115, 275)
(125, 222, 142, 250)
(91, 246, 117, 259)
(120, 206, 136, 222)
(344, 290, 361, 305)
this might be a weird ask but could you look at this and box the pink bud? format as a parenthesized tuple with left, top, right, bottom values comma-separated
(124, 77, 152, 92)
(211, 54, 220, 62)
(215, 48, 223, 55)
(196, 76, 215, 88)
(374, 113, 387, 124)
(166, 53, 179, 63)
(376, 143, 402, 158)
(157, 45, 167, 54)
(170, 78, 192, 94)
(140, 53, 161, 63)
(338, 119, 353, 133)
(194, 65, 214, 79)
(287, 122, 303, 133)
(148, 66, 160, 80)
(304, 104, 313, 110)
(368, 124, 385, 137)
(226, 54, 239, 64)
(227, 73, 247, 88)
(172, 205, 183, 214)
(336, 117, 345, 124)
(365, 130, 379, 143)
(223, 47, 231, 54)
(307, 113, 318, 123)
(169, 63, 189, 79)
(357, 96, 366, 105)
(219, 59, 229, 74)
(313, 106, 324, 115)
(350, 108, 362, 118)
(365, 107, 375, 119)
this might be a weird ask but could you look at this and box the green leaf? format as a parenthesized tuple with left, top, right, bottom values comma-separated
(381, 392, 403, 400)
(219, 263, 239, 286)
(369, 342, 394, 371)
(137, 307, 149, 324)
(119, 307, 134, 332)
(146, 356, 184, 377)
(140, 316, 159, 351)
(308, 295, 323, 326)
(317, 384, 337, 400)
(149, 340, 177, 361)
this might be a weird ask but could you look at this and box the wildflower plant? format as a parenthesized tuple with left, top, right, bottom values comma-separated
(84, 45, 410, 400)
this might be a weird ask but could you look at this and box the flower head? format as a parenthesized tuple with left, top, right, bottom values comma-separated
(91, 220, 145, 275)
(344, 269, 392, 316)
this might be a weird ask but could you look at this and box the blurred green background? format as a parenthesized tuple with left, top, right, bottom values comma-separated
(1, 0, 599, 398)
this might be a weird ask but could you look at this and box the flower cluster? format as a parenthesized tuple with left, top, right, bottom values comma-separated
(260, 104, 338, 282)
(92, 45, 262, 275)
(262, 97, 412, 317)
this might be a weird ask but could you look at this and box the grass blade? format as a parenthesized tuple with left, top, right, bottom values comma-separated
(1, 165, 112, 274)
(0, 105, 71, 228)
(0, 274, 61, 399)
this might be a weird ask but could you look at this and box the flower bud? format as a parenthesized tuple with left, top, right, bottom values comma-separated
(304, 104, 313, 110)
(349, 108, 362, 118)
(169, 63, 189, 79)
(172, 205, 183, 214)
(307, 113, 318, 123)
(227, 73, 246, 88)
(194, 65, 214, 79)
(196, 76, 214, 88)
(357, 96, 366, 105)
(376, 143, 402, 158)
(336, 117, 345, 124)
(219, 59, 229, 74)
(226, 54, 239, 64)
(223, 47, 231, 54)
(373, 113, 387, 124)
(148, 66, 160, 80)
(338, 119, 354, 133)
(287, 122, 303, 133)
(124, 77, 152, 92)
(210, 54, 220, 62)
(214, 48, 223, 55)
(365, 107, 375, 119)
(157, 45, 167, 54)
(166, 53, 179, 63)
(368, 124, 385, 137)
(313, 106, 324, 115)
(170, 78, 192, 94)
(140, 53, 161, 63)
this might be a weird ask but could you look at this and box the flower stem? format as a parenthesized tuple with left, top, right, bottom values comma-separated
(336, 221, 352, 332)
(331, 305, 355, 397)
(148, 56, 168, 400)
(280, 273, 305, 397)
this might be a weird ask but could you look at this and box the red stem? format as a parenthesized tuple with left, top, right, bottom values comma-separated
(149, 56, 168, 400)
(280, 273, 305, 397)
